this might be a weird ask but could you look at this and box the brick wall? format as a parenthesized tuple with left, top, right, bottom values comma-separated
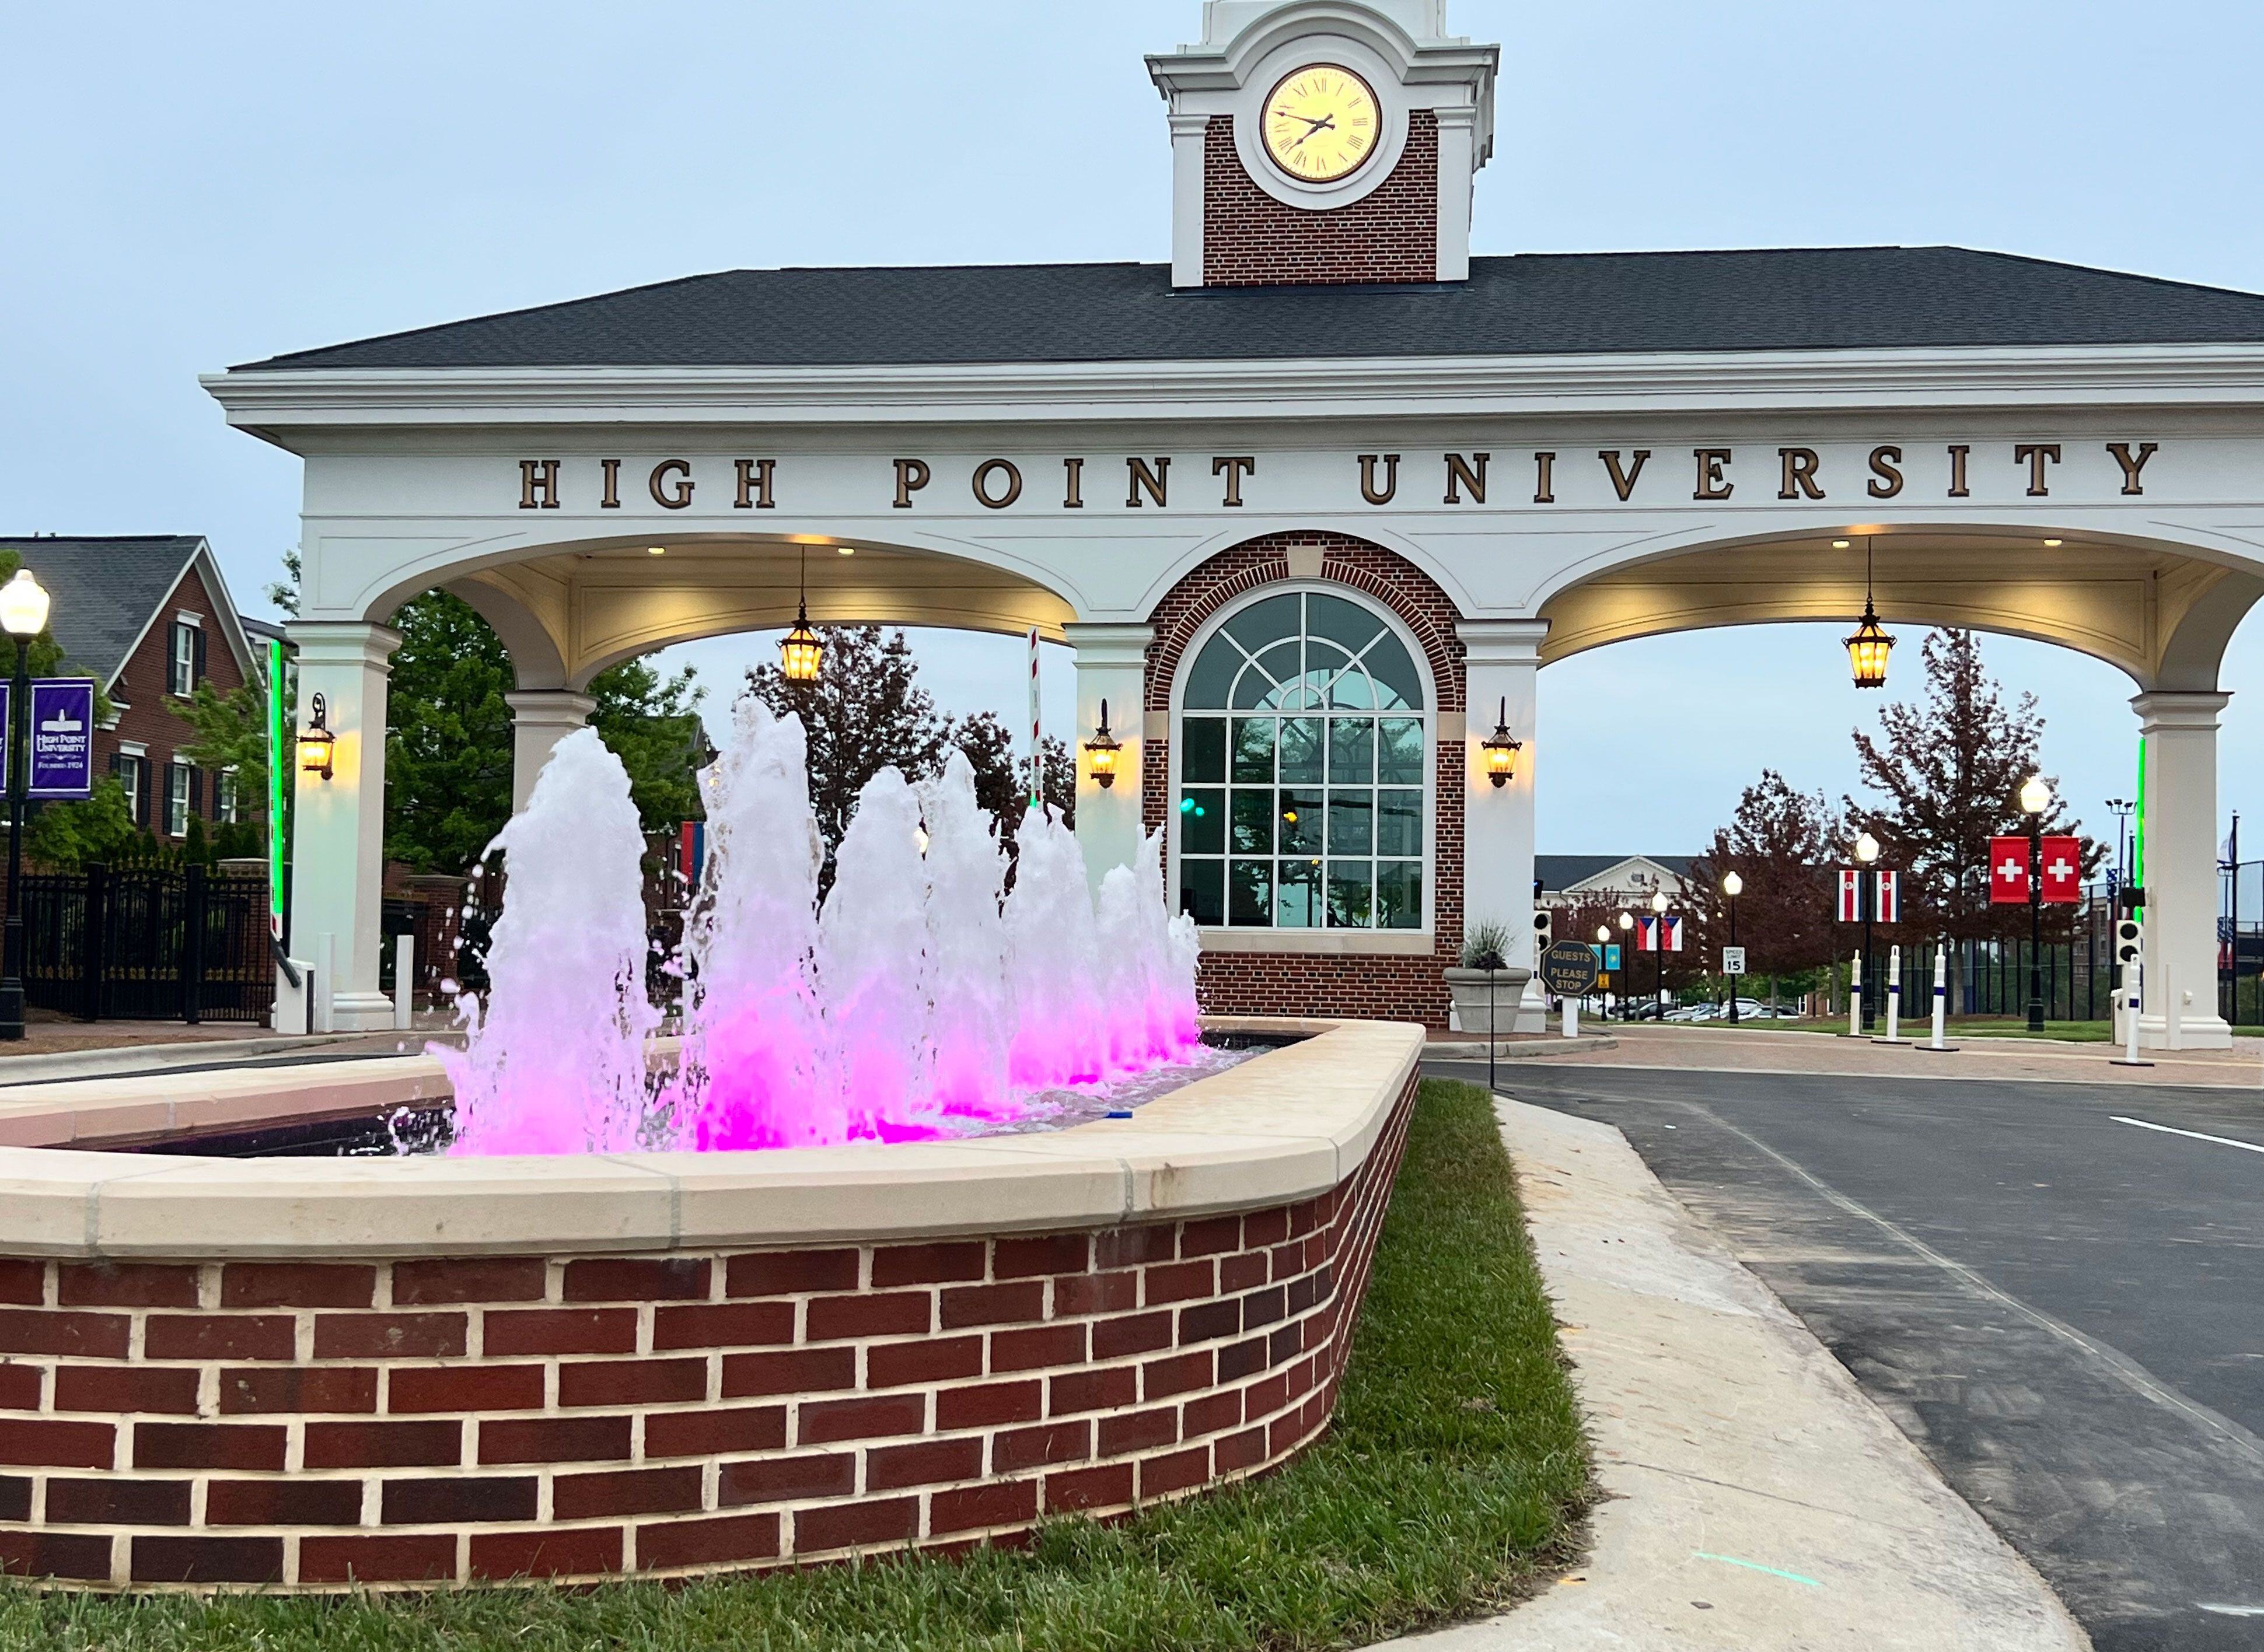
(1202, 112, 1440, 287)
(1143, 533, 1465, 1026)
(0, 1071, 1414, 1592)
(102, 562, 250, 838)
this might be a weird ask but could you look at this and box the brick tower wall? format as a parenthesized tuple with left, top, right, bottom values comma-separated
(1201, 112, 1441, 287)
(1144, 534, 1464, 1026)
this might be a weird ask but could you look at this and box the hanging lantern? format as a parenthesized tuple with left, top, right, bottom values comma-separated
(779, 546, 823, 683)
(1084, 699, 1122, 789)
(1844, 601, 1894, 690)
(778, 614, 823, 684)
(1479, 695, 1522, 788)
(1844, 535, 1895, 690)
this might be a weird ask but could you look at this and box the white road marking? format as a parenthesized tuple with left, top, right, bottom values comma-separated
(2199, 1602, 2264, 1616)
(2111, 1115, 2264, 1156)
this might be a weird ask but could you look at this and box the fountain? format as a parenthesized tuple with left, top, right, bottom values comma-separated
(0, 696, 1423, 1595)
(436, 698, 1203, 1156)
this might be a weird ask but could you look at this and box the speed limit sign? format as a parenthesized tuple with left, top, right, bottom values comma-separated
(1723, 946, 1748, 976)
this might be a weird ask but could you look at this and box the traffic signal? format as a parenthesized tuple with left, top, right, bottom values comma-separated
(2115, 918, 2141, 965)
(1533, 908, 1553, 949)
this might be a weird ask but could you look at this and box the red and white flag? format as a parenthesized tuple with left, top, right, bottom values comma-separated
(1989, 835, 2031, 904)
(1838, 868, 1863, 923)
(2039, 835, 2083, 905)
(1637, 914, 1684, 953)
(1875, 869, 1900, 923)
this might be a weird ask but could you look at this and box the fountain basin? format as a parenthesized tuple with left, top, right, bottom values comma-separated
(0, 1017, 1417, 1591)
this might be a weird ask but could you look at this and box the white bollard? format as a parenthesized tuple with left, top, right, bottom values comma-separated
(1926, 943, 1955, 1051)
(1848, 952, 1862, 1039)
(315, 933, 336, 1035)
(393, 932, 415, 1032)
(2112, 958, 2153, 1067)
(1563, 994, 1579, 1040)
(1875, 945, 1909, 1044)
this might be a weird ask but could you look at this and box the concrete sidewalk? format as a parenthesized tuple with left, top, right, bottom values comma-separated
(1524, 1020, 2264, 1089)
(1387, 1097, 2088, 1651)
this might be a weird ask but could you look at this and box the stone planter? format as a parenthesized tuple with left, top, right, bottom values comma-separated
(1445, 965, 1532, 1037)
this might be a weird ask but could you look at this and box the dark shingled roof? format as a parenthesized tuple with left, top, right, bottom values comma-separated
(1537, 854, 1698, 894)
(0, 535, 212, 686)
(233, 247, 2264, 373)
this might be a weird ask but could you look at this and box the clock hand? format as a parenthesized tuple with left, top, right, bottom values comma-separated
(1275, 109, 1328, 130)
(1286, 116, 1336, 150)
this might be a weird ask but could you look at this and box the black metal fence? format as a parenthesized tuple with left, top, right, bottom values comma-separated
(19, 863, 274, 1024)
(2220, 856, 2264, 1026)
(1842, 894, 2120, 1024)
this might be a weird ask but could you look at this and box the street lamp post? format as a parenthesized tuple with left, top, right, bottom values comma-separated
(1595, 924, 1612, 1020)
(2021, 775, 2053, 1032)
(1854, 831, 1881, 1033)
(1650, 887, 1669, 1019)
(1617, 910, 1635, 1021)
(1721, 870, 1742, 1023)
(0, 569, 53, 1043)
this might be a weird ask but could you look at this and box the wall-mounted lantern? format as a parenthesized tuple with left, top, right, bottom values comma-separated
(1084, 699, 1122, 789)
(1479, 696, 1522, 788)
(300, 692, 337, 780)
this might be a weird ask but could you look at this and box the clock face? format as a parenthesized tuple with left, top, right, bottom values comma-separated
(1262, 64, 1382, 184)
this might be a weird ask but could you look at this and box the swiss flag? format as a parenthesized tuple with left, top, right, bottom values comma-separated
(1989, 835, 2031, 904)
(2039, 835, 2083, 905)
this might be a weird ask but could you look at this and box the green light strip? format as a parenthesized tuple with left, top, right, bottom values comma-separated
(2132, 732, 2146, 914)
(267, 638, 287, 941)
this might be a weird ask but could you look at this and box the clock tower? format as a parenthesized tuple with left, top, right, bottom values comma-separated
(1147, 1, 1497, 288)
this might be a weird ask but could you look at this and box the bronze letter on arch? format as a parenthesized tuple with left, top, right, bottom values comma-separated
(972, 459, 1023, 509)
(1444, 452, 1489, 505)
(1693, 449, 1733, 501)
(1358, 454, 1400, 505)
(1599, 449, 1650, 502)
(2108, 442, 2158, 496)
(1126, 457, 1171, 508)
(649, 460, 694, 509)
(1867, 446, 1903, 499)
(893, 459, 931, 508)
(1777, 447, 1825, 501)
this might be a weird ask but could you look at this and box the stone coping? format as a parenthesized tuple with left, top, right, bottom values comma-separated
(0, 1020, 1418, 1263)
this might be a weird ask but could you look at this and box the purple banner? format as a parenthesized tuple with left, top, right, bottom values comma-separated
(27, 678, 96, 800)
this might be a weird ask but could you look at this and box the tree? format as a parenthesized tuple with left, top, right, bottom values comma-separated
(1688, 770, 1842, 1006)
(746, 629, 1077, 877)
(168, 678, 271, 857)
(946, 712, 1075, 855)
(589, 656, 707, 835)
(1844, 629, 2098, 942)
(26, 779, 139, 869)
(383, 592, 517, 874)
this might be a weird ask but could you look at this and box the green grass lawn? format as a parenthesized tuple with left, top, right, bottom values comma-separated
(3, 1079, 1590, 1652)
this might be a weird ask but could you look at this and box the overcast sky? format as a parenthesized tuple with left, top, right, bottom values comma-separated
(8, 0, 2264, 856)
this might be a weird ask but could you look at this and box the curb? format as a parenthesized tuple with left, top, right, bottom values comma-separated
(1423, 1036, 1619, 1061)
(1382, 1096, 2091, 1651)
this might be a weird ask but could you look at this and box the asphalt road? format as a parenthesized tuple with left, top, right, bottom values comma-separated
(1429, 1059, 2264, 1652)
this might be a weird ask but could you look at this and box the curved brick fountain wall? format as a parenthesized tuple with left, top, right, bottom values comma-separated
(0, 1054, 1414, 1591)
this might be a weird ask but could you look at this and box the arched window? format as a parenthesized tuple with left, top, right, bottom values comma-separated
(1175, 590, 1427, 930)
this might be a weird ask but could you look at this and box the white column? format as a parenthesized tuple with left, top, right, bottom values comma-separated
(1166, 112, 1208, 288)
(1461, 621, 1547, 1030)
(1432, 105, 1477, 282)
(1064, 622, 1151, 895)
(287, 621, 401, 1032)
(2134, 690, 2232, 1049)
(506, 690, 598, 814)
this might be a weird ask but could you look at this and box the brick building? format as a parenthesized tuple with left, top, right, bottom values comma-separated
(1, 535, 267, 840)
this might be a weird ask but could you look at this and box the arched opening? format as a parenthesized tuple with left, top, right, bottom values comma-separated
(366, 530, 1080, 694)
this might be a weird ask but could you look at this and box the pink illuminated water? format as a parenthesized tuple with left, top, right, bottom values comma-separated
(438, 704, 1202, 1156)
